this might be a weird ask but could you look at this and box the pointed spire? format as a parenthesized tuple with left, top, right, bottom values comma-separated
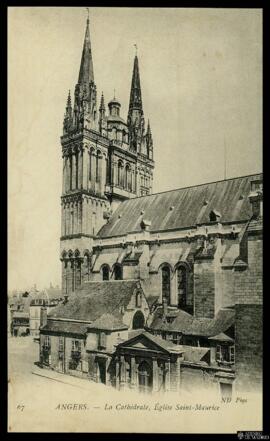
(78, 15, 94, 84)
(147, 119, 151, 135)
(66, 90, 72, 110)
(99, 92, 105, 112)
(128, 55, 143, 112)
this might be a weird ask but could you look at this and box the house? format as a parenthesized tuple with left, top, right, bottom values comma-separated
(29, 285, 63, 336)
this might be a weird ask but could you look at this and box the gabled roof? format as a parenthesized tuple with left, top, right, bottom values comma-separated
(148, 307, 235, 338)
(98, 173, 262, 238)
(116, 331, 210, 364)
(116, 331, 184, 355)
(48, 280, 142, 323)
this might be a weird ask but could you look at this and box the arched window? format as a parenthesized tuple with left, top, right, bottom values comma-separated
(177, 265, 188, 309)
(106, 157, 109, 184)
(117, 161, 123, 187)
(102, 265, 110, 281)
(132, 310, 145, 329)
(114, 263, 122, 280)
(89, 151, 92, 181)
(69, 156, 73, 190)
(161, 265, 171, 304)
(125, 164, 131, 191)
(75, 152, 79, 189)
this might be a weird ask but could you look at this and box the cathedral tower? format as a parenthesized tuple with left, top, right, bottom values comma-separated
(60, 17, 110, 296)
(60, 16, 155, 296)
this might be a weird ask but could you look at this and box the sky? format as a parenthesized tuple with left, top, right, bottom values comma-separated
(8, 7, 262, 291)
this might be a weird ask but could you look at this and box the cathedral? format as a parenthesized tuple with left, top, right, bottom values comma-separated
(39, 15, 263, 396)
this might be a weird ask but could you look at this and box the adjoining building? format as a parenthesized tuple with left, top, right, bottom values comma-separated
(39, 15, 263, 396)
(29, 285, 63, 337)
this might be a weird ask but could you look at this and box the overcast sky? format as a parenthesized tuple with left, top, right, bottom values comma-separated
(8, 7, 262, 291)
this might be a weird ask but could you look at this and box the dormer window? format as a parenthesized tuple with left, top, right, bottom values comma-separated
(209, 210, 221, 222)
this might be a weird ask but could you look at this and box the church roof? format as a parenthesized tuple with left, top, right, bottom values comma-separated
(47, 280, 142, 323)
(98, 173, 262, 238)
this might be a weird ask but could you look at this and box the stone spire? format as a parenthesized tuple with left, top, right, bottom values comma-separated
(128, 55, 143, 121)
(73, 14, 97, 131)
(66, 90, 72, 115)
(99, 92, 105, 113)
(63, 90, 73, 134)
(127, 55, 145, 151)
(78, 16, 94, 85)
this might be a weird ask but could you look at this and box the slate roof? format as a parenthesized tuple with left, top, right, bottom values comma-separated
(88, 313, 128, 331)
(98, 173, 262, 238)
(48, 280, 141, 323)
(40, 319, 88, 336)
(148, 307, 235, 337)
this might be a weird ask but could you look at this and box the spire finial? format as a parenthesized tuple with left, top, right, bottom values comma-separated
(134, 43, 138, 56)
(113, 88, 116, 99)
(86, 7, 89, 24)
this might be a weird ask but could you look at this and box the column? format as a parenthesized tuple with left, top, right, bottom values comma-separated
(130, 356, 137, 389)
(66, 204, 70, 235)
(165, 360, 170, 392)
(78, 149, 83, 189)
(106, 358, 111, 386)
(66, 260, 72, 295)
(175, 357, 181, 392)
(62, 157, 66, 194)
(113, 160, 118, 186)
(61, 203, 64, 236)
(61, 260, 66, 296)
(101, 154, 106, 195)
(115, 357, 120, 390)
(153, 358, 159, 392)
(71, 260, 75, 293)
(72, 154, 76, 190)
(91, 152, 96, 192)
(66, 156, 71, 191)
(82, 148, 88, 190)
(120, 355, 126, 390)
(78, 200, 82, 234)
(74, 202, 78, 234)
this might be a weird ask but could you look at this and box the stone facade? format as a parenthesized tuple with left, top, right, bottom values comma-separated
(60, 19, 154, 294)
(40, 15, 263, 395)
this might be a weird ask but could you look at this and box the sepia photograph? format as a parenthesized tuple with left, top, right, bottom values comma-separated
(8, 6, 263, 433)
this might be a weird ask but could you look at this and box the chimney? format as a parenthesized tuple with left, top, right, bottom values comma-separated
(163, 298, 168, 317)
(249, 179, 263, 219)
(40, 307, 47, 328)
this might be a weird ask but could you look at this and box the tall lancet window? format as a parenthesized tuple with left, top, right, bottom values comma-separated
(161, 265, 171, 305)
(177, 265, 188, 309)
(69, 156, 73, 190)
(96, 152, 100, 183)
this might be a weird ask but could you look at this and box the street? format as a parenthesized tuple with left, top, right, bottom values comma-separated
(8, 336, 262, 433)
